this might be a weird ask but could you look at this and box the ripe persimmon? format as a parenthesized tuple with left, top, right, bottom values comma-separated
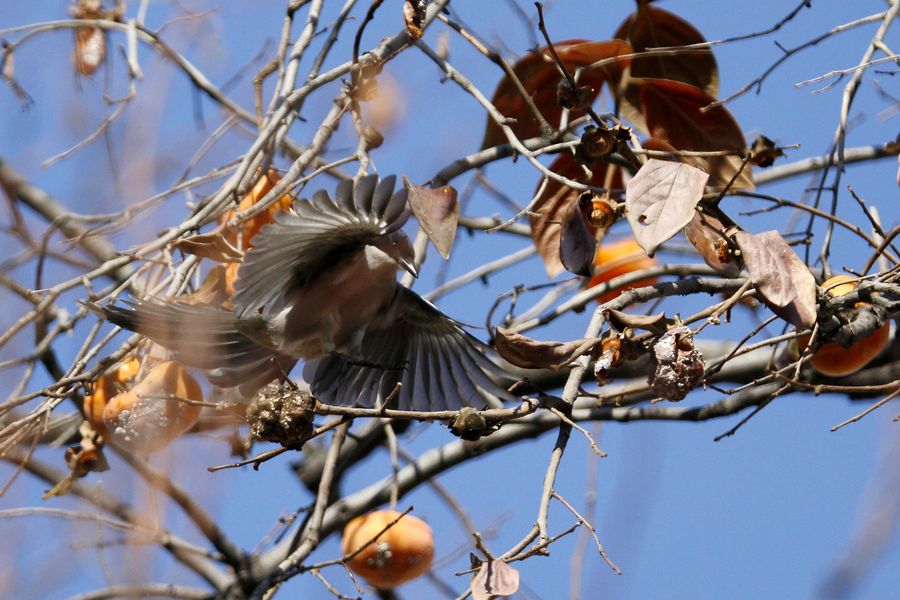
(221, 170, 294, 250)
(799, 275, 891, 377)
(221, 170, 294, 295)
(102, 361, 203, 453)
(588, 237, 659, 304)
(84, 357, 142, 435)
(341, 510, 434, 589)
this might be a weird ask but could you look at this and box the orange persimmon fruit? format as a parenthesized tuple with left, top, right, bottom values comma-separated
(221, 170, 294, 295)
(341, 510, 434, 590)
(102, 361, 203, 453)
(84, 357, 142, 435)
(588, 237, 659, 304)
(799, 275, 890, 377)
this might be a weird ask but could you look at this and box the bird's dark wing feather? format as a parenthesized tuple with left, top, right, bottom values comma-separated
(305, 287, 514, 410)
(233, 174, 409, 319)
(99, 299, 294, 396)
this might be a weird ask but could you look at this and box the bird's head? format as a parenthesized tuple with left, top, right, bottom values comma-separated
(373, 231, 418, 278)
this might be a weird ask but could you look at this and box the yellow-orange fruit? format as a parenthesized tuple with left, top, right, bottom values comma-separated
(84, 357, 142, 435)
(341, 510, 434, 589)
(800, 275, 891, 377)
(588, 237, 659, 304)
(103, 361, 202, 453)
(221, 170, 293, 295)
(221, 170, 294, 250)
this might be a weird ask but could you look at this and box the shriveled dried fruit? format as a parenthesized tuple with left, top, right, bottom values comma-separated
(342, 510, 434, 589)
(246, 380, 314, 448)
(649, 326, 704, 401)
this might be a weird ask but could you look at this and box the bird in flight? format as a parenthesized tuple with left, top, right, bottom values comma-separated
(96, 175, 513, 411)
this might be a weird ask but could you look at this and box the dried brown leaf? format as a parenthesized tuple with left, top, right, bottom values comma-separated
(625, 158, 708, 255)
(494, 327, 601, 371)
(404, 178, 459, 259)
(734, 230, 817, 328)
(604, 308, 669, 333)
(559, 195, 598, 276)
(182, 265, 231, 306)
(173, 229, 244, 263)
(530, 154, 622, 277)
(471, 560, 520, 600)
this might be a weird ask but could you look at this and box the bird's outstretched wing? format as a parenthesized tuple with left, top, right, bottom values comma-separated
(98, 299, 295, 396)
(305, 287, 514, 411)
(233, 175, 409, 320)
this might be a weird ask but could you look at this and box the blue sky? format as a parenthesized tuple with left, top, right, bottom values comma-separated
(0, 1, 898, 599)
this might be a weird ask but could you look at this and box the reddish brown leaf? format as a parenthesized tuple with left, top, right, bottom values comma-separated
(625, 158, 708, 256)
(494, 327, 601, 371)
(481, 39, 633, 149)
(683, 210, 740, 276)
(613, 4, 718, 131)
(559, 194, 598, 276)
(735, 231, 817, 328)
(530, 154, 623, 277)
(405, 178, 459, 259)
(173, 229, 243, 263)
(640, 79, 753, 190)
(471, 560, 520, 600)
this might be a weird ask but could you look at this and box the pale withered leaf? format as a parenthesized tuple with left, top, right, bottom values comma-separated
(625, 159, 708, 255)
(735, 230, 816, 328)
(471, 559, 520, 600)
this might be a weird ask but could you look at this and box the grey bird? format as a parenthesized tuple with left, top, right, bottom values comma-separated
(97, 175, 512, 411)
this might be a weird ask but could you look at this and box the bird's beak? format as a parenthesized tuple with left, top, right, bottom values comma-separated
(396, 255, 419, 279)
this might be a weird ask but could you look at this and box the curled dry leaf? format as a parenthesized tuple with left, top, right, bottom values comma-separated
(683, 209, 741, 276)
(530, 153, 622, 277)
(639, 79, 752, 190)
(172, 229, 244, 263)
(649, 325, 705, 401)
(182, 265, 232, 306)
(481, 39, 633, 149)
(604, 308, 669, 334)
(559, 194, 598, 276)
(613, 4, 718, 132)
(734, 230, 817, 328)
(404, 178, 459, 259)
(494, 327, 601, 371)
(471, 559, 520, 600)
(625, 158, 708, 256)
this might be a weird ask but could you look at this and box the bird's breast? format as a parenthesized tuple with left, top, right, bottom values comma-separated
(278, 246, 400, 359)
